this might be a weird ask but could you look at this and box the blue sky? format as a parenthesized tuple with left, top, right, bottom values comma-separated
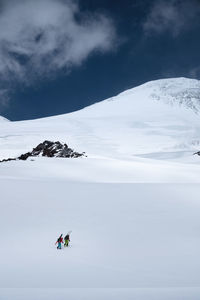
(0, 0, 200, 121)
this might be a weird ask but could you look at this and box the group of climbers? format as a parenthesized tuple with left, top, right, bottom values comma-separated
(55, 233, 70, 249)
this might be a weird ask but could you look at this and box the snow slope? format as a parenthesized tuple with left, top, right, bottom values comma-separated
(1, 77, 200, 299)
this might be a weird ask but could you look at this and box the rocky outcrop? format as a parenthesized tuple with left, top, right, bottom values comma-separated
(0, 140, 85, 162)
(194, 151, 200, 156)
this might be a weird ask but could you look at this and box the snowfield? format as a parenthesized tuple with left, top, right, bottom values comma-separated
(1, 78, 200, 299)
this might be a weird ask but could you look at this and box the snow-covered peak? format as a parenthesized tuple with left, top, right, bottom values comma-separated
(75, 77, 200, 118)
(134, 77, 200, 113)
(123, 77, 200, 94)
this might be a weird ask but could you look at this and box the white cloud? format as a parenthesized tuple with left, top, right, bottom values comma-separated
(143, 0, 200, 37)
(0, 0, 116, 103)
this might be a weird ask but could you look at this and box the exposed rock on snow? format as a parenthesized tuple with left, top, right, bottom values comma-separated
(22, 140, 85, 159)
(193, 151, 200, 156)
(0, 140, 85, 162)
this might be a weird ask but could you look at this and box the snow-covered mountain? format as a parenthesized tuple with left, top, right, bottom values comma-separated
(81, 77, 200, 115)
(0, 77, 200, 161)
(1, 77, 200, 299)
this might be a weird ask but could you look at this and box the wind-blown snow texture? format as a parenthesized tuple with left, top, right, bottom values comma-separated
(1, 78, 200, 300)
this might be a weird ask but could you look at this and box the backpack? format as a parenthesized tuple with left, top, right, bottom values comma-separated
(65, 234, 69, 240)
(57, 235, 62, 243)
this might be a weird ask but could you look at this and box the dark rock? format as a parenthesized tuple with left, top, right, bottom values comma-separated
(18, 152, 32, 160)
(0, 140, 86, 162)
(0, 158, 16, 163)
(194, 151, 200, 156)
